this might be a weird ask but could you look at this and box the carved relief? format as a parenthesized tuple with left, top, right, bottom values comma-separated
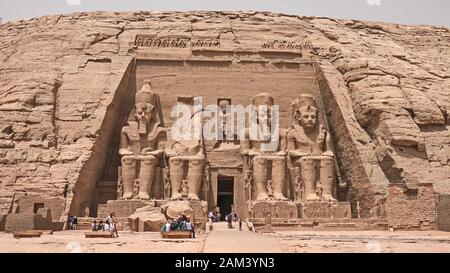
(135, 35, 220, 48)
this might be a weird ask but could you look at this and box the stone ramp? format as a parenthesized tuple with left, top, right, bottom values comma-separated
(202, 222, 282, 253)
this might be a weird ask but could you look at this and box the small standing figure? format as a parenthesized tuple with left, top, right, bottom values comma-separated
(294, 167, 303, 201)
(181, 179, 189, 198)
(244, 170, 253, 202)
(163, 167, 171, 200)
(267, 180, 274, 199)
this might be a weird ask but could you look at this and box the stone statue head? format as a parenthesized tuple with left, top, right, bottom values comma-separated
(252, 93, 274, 126)
(293, 94, 318, 130)
(218, 99, 230, 114)
(134, 80, 158, 133)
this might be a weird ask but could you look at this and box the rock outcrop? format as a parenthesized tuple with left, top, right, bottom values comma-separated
(0, 11, 449, 222)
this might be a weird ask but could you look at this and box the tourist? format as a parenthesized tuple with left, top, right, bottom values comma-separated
(67, 215, 73, 230)
(103, 221, 110, 231)
(186, 218, 195, 238)
(239, 219, 242, 231)
(98, 220, 104, 231)
(91, 220, 98, 231)
(110, 220, 119, 238)
(162, 220, 171, 232)
(227, 213, 233, 228)
(73, 216, 78, 230)
(107, 212, 115, 225)
(208, 211, 216, 222)
(216, 212, 221, 222)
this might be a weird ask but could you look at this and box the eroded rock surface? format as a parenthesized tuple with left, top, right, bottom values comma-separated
(0, 11, 449, 221)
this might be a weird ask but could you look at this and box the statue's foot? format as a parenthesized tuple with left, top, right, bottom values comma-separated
(306, 193, 321, 201)
(322, 194, 337, 202)
(137, 192, 150, 200)
(273, 193, 288, 201)
(188, 193, 200, 200)
(123, 192, 134, 199)
(256, 193, 269, 201)
(171, 193, 182, 200)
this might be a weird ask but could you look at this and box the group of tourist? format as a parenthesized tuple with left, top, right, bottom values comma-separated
(161, 213, 195, 238)
(208, 211, 221, 222)
(67, 215, 78, 230)
(91, 213, 119, 238)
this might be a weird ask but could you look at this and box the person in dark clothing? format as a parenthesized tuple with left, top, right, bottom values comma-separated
(239, 219, 243, 231)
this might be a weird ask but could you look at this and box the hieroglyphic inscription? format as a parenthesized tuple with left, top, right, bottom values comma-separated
(261, 40, 313, 51)
(135, 35, 220, 48)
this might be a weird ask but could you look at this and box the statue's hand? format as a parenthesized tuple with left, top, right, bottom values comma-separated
(165, 149, 178, 157)
(241, 149, 249, 156)
(276, 151, 286, 156)
(119, 148, 133, 156)
(141, 147, 154, 154)
(147, 150, 162, 156)
(322, 150, 334, 157)
(289, 150, 307, 158)
(248, 150, 260, 156)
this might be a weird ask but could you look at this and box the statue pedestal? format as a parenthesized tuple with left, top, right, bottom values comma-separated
(299, 201, 351, 219)
(97, 199, 160, 220)
(247, 200, 298, 219)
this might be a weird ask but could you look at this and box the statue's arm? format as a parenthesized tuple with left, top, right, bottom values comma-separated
(323, 130, 334, 157)
(119, 128, 133, 156)
(240, 128, 250, 155)
(287, 129, 308, 157)
(278, 129, 287, 155)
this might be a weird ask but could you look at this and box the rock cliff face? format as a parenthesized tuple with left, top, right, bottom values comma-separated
(0, 11, 449, 220)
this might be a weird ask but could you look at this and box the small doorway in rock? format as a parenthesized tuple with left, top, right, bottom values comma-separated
(217, 176, 234, 221)
(33, 203, 45, 213)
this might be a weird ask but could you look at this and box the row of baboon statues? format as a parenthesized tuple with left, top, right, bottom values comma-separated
(118, 80, 337, 203)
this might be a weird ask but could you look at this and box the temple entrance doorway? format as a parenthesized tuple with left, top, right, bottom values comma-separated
(217, 176, 234, 221)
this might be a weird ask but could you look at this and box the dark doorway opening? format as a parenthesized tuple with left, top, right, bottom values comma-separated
(33, 203, 45, 213)
(217, 176, 234, 221)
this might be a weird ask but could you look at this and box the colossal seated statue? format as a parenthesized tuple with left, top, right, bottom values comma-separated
(118, 80, 167, 200)
(241, 93, 288, 201)
(287, 94, 336, 202)
(165, 97, 206, 201)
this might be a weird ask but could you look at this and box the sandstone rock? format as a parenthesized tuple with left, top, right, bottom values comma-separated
(162, 201, 194, 220)
(0, 11, 448, 228)
(128, 206, 166, 232)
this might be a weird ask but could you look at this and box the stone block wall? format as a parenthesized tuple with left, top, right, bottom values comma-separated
(386, 183, 437, 230)
(437, 195, 450, 231)
(17, 196, 65, 220)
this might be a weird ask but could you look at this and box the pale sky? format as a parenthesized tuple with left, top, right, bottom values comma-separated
(0, 0, 449, 27)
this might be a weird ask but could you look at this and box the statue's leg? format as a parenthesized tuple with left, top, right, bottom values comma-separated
(137, 155, 157, 200)
(300, 157, 320, 201)
(121, 156, 136, 199)
(187, 158, 204, 200)
(320, 156, 337, 201)
(169, 157, 184, 200)
(272, 157, 288, 201)
(252, 156, 269, 201)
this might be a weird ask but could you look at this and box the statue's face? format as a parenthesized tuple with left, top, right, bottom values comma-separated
(135, 102, 153, 124)
(219, 100, 229, 114)
(299, 110, 317, 129)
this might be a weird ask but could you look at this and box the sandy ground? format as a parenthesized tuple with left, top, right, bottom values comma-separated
(0, 230, 205, 253)
(270, 230, 450, 253)
(1, 226, 450, 253)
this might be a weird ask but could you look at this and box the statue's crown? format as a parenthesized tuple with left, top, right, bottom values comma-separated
(294, 94, 316, 110)
(252, 92, 274, 106)
(136, 80, 157, 105)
